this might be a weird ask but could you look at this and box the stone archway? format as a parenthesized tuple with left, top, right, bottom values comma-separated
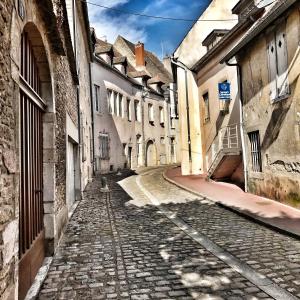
(146, 140, 157, 167)
(18, 22, 54, 300)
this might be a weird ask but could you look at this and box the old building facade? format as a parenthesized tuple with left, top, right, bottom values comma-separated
(173, 0, 241, 176)
(91, 34, 180, 173)
(223, 0, 300, 208)
(0, 0, 93, 299)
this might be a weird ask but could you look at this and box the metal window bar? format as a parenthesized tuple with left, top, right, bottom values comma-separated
(249, 131, 262, 172)
(19, 33, 44, 258)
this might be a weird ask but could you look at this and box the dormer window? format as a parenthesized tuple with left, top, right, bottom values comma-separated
(232, 0, 263, 21)
(113, 56, 127, 75)
(202, 29, 229, 52)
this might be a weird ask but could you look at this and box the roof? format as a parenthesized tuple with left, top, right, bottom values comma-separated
(114, 35, 173, 84)
(113, 56, 127, 65)
(221, 0, 297, 63)
(128, 70, 151, 79)
(148, 74, 165, 84)
(95, 39, 113, 54)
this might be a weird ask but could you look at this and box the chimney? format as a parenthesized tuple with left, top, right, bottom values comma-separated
(135, 42, 145, 69)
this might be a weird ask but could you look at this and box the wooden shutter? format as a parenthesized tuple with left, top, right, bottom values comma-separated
(267, 34, 277, 100)
(276, 25, 289, 97)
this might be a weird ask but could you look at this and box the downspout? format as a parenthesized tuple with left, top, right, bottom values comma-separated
(88, 61, 95, 176)
(225, 60, 248, 192)
(76, 86, 82, 195)
(171, 58, 192, 166)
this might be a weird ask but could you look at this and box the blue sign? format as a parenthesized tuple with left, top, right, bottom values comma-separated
(218, 82, 231, 101)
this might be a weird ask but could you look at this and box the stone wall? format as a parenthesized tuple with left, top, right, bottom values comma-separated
(0, 0, 80, 297)
(0, 0, 18, 298)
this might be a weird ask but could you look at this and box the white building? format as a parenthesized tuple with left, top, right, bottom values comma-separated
(91, 33, 180, 173)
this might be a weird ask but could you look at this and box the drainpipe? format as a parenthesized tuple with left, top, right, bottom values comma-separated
(170, 58, 192, 168)
(141, 86, 148, 167)
(88, 62, 95, 176)
(225, 60, 248, 192)
(76, 86, 83, 196)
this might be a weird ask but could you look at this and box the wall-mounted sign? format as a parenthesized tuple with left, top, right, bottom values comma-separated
(218, 82, 231, 101)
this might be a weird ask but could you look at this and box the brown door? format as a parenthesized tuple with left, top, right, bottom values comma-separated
(19, 32, 45, 300)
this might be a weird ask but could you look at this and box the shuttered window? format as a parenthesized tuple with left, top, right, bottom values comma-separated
(127, 98, 132, 121)
(99, 133, 109, 160)
(267, 24, 289, 101)
(248, 131, 262, 172)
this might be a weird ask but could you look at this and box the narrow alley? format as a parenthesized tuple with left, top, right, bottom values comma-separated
(38, 168, 300, 300)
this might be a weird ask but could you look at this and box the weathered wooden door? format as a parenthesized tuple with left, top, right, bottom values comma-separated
(19, 32, 45, 300)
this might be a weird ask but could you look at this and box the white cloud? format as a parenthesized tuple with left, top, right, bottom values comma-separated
(88, 0, 147, 44)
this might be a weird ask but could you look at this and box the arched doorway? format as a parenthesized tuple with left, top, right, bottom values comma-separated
(146, 140, 157, 167)
(18, 23, 52, 300)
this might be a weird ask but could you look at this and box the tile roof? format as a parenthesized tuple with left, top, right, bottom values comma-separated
(114, 36, 173, 84)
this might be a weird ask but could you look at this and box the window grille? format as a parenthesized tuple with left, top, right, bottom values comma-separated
(248, 131, 262, 172)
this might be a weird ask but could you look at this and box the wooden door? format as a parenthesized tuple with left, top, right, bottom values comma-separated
(67, 140, 76, 209)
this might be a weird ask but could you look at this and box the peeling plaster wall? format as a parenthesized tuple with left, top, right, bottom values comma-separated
(239, 7, 300, 208)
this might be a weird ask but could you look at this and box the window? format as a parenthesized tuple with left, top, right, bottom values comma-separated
(99, 133, 109, 160)
(267, 23, 289, 100)
(148, 103, 154, 124)
(113, 92, 118, 115)
(119, 94, 123, 117)
(134, 100, 141, 122)
(94, 84, 100, 112)
(159, 107, 164, 126)
(127, 98, 132, 121)
(248, 131, 262, 172)
(203, 92, 210, 123)
(107, 89, 112, 113)
(136, 135, 142, 155)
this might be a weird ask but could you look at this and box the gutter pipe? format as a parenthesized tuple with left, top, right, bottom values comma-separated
(170, 58, 192, 164)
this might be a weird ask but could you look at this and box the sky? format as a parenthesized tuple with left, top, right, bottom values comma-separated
(87, 0, 211, 59)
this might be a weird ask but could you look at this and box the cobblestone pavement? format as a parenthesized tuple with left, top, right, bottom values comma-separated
(38, 168, 300, 299)
(138, 167, 300, 299)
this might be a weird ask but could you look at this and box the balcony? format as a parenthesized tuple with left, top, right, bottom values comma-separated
(206, 124, 242, 181)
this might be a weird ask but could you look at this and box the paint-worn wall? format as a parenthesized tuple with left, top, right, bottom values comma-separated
(238, 8, 300, 208)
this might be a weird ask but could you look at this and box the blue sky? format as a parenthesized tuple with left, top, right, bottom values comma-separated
(88, 0, 211, 58)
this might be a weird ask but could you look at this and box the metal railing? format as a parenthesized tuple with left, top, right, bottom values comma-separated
(206, 124, 241, 173)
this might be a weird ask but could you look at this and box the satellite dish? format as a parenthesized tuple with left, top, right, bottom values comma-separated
(255, 0, 275, 8)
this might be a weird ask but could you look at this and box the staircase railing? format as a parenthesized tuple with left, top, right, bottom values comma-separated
(206, 124, 241, 174)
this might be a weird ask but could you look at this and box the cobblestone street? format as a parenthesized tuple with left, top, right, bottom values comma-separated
(38, 168, 300, 299)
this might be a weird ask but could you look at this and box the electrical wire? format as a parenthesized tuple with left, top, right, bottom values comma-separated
(82, 0, 239, 22)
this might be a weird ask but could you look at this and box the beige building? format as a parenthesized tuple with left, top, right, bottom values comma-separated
(173, 0, 241, 177)
(91, 34, 180, 173)
(222, 0, 300, 208)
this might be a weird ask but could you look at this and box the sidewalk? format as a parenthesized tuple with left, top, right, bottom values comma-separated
(164, 166, 300, 238)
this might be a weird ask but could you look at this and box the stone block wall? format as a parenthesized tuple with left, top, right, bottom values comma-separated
(0, 0, 18, 298)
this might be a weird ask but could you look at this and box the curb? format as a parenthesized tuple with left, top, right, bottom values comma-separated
(163, 168, 300, 241)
